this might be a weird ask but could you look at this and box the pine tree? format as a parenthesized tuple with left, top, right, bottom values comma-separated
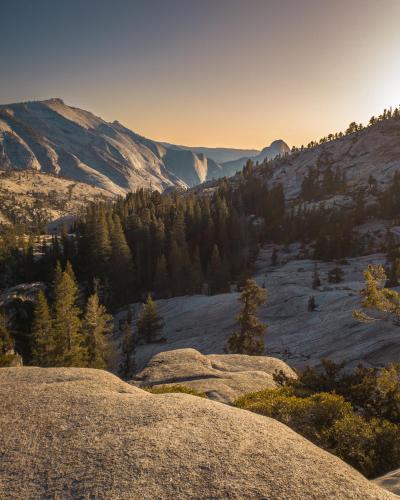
(167, 239, 183, 295)
(109, 214, 134, 307)
(271, 247, 278, 266)
(207, 244, 229, 294)
(82, 293, 112, 369)
(226, 279, 267, 355)
(328, 267, 344, 284)
(53, 267, 87, 366)
(190, 246, 203, 294)
(0, 312, 17, 366)
(312, 264, 321, 289)
(120, 306, 136, 378)
(137, 294, 164, 343)
(308, 295, 316, 311)
(154, 254, 170, 298)
(31, 290, 55, 366)
(353, 264, 400, 324)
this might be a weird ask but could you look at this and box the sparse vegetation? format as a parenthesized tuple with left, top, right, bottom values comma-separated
(235, 360, 400, 478)
(143, 384, 207, 397)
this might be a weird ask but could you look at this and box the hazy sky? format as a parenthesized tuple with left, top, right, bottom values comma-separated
(1, 0, 400, 148)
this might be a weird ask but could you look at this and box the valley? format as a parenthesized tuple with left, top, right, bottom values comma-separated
(2, 104, 400, 500)
(3, 2, 400, 497)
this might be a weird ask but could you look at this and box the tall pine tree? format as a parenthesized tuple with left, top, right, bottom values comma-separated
(31, 290, 55, 366)
(137, 295, 164, 343)
(82, 293, 112, 369)
(226, 279, 267, 355)
(53, 265, 87, 366)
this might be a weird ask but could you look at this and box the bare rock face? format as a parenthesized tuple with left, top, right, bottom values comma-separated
(0, 99, 233, 195)
(133, 347, 296, 403)
(0, 367, 394, 499)
(374, 469, 400, 495)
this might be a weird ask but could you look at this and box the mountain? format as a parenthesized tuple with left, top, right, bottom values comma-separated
(260, 119, 400, 199)
(220, 139, 290, 176)
(162, 147, 224, 186)
(0, 367, 394, 499)
(163, 143, 260, 163)
(196, 116, 400, 201)
(0, 99, 231, 194)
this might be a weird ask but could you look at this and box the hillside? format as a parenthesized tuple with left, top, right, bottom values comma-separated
(129, 246, 399, 372)
(258, 119, 400, 198)
(0, 367, 395, 499)
(0, 169, 113, 228)
(0, 98, 230, 195)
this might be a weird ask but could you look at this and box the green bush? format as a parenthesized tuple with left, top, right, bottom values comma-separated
(143, 384, 207, 398)
(235, 368, 400, 479)
(274, 359, 400, 423)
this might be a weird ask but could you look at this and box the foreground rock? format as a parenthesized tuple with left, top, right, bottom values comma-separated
(0, 368, 395, 499)
(133, 348, 296, 403)
(375, 469, 400, 495)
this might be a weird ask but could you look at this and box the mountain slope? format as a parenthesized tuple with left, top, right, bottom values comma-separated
(0, 169, 113, 227)
(263, 119, 400, 198)
(0, 99, 230, 194)
(0, 367, 394, 499)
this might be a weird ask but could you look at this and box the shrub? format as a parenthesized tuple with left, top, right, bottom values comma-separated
(235, 364, 400, 478)
(274, 359, 400, 423)
(235, 388, 352, 445)
(143, 384, 207, 398)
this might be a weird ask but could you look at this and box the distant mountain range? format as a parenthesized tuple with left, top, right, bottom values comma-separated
(161, 143, 260, 164)
(219, 140, 291, 177)
(0, 99, 289, 193)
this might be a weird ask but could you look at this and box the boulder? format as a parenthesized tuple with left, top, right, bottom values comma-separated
(133, 348, 296, 403)
(0, 367, 394, 499)
(374, 469, 400, 496)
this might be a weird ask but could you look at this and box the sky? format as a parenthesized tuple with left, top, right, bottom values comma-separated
(1, 0, 400, 149)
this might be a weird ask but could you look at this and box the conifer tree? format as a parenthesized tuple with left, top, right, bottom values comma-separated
(226, 279, 267, 355)
(120, 306, 136, 377)
(308, 295, 316, 311)
(328, 266, 344, 284)
(271, 247, 278, 266)
(207, 244, 229, 294)
(353, 264, 400, 324)
(312, 264, 321, 289)
(31, 290, 55, 366)
(154, 254, 170, 298)
(190, 246, 203, 294)
(137, 294, 164, 343)
(53, 267, 87, 366)
(0, 312, 16, 366)
(109, 214, 134, 307)
(82, 293, 112, 369)
(168, 239, 183, 295)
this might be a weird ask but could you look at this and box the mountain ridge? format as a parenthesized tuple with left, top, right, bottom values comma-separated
(0, 98, 290, 194)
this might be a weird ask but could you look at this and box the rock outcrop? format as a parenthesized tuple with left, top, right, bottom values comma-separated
(220, 139, 290, 176)
(0, 367, 395, 499)
(374, 469, 400, 496)
(133, 348, 296, 403)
